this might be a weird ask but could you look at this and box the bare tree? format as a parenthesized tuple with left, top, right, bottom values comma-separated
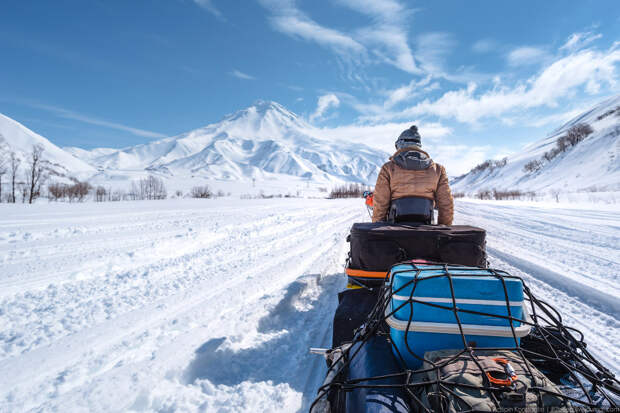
(27, 145, 45, 204)
(48, 182, 65, 201)
(9, 152, 20, 203)
(130, 176, 167, 200)
(19, 182, 28, 203)
(0, 153, 6, 203)
(95, 186, 107, 202)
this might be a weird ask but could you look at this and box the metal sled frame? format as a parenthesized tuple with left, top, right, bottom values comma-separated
(311, 262, 620, 412)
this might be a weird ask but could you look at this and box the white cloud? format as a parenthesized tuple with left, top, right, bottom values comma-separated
(229, 69, 255, 80)
(390, 47, 620, 124)
(472, 39, 496, 53)
(416, 32, 456, 73)
(258, 0, 420, 74)
(310, 94, 340, 122)
(315, 121, 451, 148)
(507, 46, 548, 66)
(193, 0, 225, 20)
(384, 76, 433, 108)
(258, 0, 364, 57)
(560, 31, 602, 52)
(313, 121, 492, 175)
(28, 102, 167, 139)
(340, 0, 419, 74)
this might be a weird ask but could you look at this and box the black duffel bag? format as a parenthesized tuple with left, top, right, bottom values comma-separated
(347, 222, 487, 271)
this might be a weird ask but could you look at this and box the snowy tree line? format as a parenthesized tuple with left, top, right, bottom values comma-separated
(0, 147, 227, 203)
(523, 123, 594, 173)
(0, 145, 47, 204)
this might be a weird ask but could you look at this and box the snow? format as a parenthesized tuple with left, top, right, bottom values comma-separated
(0, 198, 618, 412)
(66, 101, 389, 187)
(0, 113, 95, 178)
(452, 94, 620, 193)
(2, 101, 387, 194)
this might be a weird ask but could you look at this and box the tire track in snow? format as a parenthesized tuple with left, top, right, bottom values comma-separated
(0, 201, 362, 413)
(488, 247, 620, 318)
(0, 208, 357, 360)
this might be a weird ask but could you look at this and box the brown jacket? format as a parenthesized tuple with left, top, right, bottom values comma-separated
(372, 147, 454, 225)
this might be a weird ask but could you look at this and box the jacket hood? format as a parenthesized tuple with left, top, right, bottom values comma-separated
(390, 147, 433, 171)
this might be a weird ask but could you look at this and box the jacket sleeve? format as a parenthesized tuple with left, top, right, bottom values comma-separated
(435, 165, 454, 225)
(372, 164, 391, 222)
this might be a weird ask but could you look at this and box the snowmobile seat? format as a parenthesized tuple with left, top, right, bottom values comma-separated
(387, 196, 433, 224)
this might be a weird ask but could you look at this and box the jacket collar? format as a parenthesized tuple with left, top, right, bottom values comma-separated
(390, 146, 430, 161)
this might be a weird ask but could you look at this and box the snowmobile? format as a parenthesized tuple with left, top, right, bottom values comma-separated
(310, 195, 620, 412)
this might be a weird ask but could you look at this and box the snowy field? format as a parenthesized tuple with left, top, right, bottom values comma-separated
(0, 198, 618, 412)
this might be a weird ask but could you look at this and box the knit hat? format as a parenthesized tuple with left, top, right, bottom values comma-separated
(395, 125, 422, 150)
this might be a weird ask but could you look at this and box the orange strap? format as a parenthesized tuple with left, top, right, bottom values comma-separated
(346, 268, 389, 279)
(486, 358, 518, 387)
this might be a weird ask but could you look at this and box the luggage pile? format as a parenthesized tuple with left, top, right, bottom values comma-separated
(346, 223, 487, 287)
(313, 208, 619, 412)
(315, 262, 620, 412)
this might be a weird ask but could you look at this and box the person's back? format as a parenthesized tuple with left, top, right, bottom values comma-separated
(372, 125, 454, 225)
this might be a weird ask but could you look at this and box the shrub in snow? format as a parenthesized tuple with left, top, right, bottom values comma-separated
(471, 157, 507, 174)
(190, 185, 212, 199)
(47, 181, 92, 202)
(129, 176, 167, 200)
(542, 123, 594, 163)
(328, 183, 370, 199)
(476, 190, 493, 200)
(523, 159, 543, 173)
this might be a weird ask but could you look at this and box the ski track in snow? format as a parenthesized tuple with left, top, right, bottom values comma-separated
(0, 198, 618, 412)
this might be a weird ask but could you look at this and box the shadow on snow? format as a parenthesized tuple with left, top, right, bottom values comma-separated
(184, 272, 344, 410)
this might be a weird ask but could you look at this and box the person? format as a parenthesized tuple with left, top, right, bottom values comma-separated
(372, 125, 454, 225)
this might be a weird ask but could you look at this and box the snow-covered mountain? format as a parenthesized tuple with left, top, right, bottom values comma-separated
(0, 113, 95, 178)
(451, 95, 620, 193)
(73, 101, 387, 185)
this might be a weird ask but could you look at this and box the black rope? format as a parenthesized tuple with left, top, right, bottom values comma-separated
(310, 261, 620, 412)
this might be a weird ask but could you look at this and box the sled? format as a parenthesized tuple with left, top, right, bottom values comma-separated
(310, 196, 619, 413)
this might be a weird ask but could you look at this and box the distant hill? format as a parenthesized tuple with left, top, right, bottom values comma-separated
(0, 113, 95, 180)
(451, 95, 620, 194)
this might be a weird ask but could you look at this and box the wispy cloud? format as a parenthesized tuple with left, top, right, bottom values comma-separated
(383, 76, 434, 108)
(398, 46, 620, 124)
(229, 69, 255, 80)
(353, 42, 619, 125)
(20, 101, 167, 139)
(193, 0, 225, 20)
(337, 0, 419, 74)
(415, 32, 456, 73)
(310, 93, 340, 122)
(259, 0, 363, 56)
(507, 46, 549, 66)
(258, 0, 420, 75)
(560, 31, 602, 52)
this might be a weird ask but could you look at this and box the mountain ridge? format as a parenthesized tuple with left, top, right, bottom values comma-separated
(71, 100, 388, 185)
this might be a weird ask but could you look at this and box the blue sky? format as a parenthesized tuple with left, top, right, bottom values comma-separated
(1, 0, 619, 174)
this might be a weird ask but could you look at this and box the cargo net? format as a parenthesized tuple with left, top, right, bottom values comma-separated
(312, 262, 620, 412)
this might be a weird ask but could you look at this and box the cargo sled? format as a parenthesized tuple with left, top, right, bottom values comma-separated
(310, 196, 619, 412)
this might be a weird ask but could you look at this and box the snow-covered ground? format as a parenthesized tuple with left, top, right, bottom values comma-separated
(0, 198, 618, 412)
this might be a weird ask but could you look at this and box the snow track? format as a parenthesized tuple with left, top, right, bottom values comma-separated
(0, 198, 617, 412)
(455, 199, 620, 373)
